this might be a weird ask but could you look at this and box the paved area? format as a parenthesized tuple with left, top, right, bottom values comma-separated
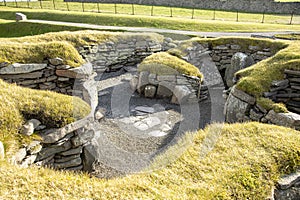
(27, 19, 300, 38)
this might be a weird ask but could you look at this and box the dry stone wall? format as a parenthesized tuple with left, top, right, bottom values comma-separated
(65, 0, 300, 15)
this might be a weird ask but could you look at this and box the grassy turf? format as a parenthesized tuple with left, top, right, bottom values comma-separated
(0, 19, 89, 38)
(0, 7, 300, 32)
(0, 122, 299, 199)
(275, 33, 300, 40)
(138, 52, 203, 79)
(0, 79, 90, 158)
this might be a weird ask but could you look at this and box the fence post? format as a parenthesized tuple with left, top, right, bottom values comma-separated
(191, 8, 194, 19)
(151, 5, 154, 16)
(132, 4, 135, 15)
(66, 2, 69, 11)
(27, 0, 29, 8)
(236, 10, 239, 22)
(3, 0, 6, 6)
(170, 7, 173, 17)
(114, 3, 117, 14)
(40, 0, 43, 9)
(213, 9, 216, 20)
(289, 12, 294, 25)
(82, 2, 84, 12)
(261, 12, 265, 23)
(15, 0, 18, 8)
(97, 3, 100, 13)
(52, 0, 56, 10)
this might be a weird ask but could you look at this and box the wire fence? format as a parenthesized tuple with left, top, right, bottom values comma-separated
(0, 0, 299, 25)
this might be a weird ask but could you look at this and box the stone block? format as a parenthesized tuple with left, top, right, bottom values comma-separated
(137, 71, 150, 94)
(71, 130, 95, 147)
(59, 146, 83, 156)
(53, 157, 82, 169)
(156, 81, 175, 98)
(82, 144, 97, 172)
(231, 86, 256, 105)
(49, 58, 63, 66)
(0, 63, 47, 74)
(225, 93, 251, 123)
(36, 141, 72, 161)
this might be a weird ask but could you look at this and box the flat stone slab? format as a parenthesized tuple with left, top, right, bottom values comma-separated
(278, 171, 300, 190)
(134, 106, 155, 114)
(0, 63, 47, 74)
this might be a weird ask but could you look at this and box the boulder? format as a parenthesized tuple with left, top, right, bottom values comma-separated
(82, 144, 97, 172)
(71, 130, 95, 147)
(225, 93, 251, 123)
(225, 52, 254, 87)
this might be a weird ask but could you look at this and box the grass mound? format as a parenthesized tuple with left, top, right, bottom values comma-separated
(236, 41, 300, 97)
(0, 79, 90, 157)
(0, 122, 299, 199)
(138, 52, 203, 80)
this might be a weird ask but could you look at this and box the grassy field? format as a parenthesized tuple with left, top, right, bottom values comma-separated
(0, 122, 300, 199)
(0, 19, 89, 37)
(1, 7, 300, 33)
(0, 1, 299, 25)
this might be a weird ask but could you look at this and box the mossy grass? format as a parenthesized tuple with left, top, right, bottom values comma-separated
(235, 41, 300, 97)
(0, 122, 299, 199)
(138, 52, 203, 80)
(275, 33, 300, 40)
(0, 79, 90, 157)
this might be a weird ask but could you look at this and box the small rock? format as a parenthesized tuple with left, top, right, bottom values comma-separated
(144, 85, 157, 98)
(95, 109, 105, 121)
(148, 131, 167, 137)
(35, 125, 46, 131)
(27, 141, 42, 155)
(0, 141, 4, 159)
(49, 58, 64, 66)
(130, 76, 138, 91)
(160, 124, 172, 132)
(12, 148, 27, 164)
(134, 121, 149, 131)
(142, 117, 161, 128)
(20, 155, 37, 168)
(20, 119, 41, 136)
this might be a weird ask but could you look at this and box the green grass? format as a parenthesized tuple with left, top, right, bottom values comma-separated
(0, 122, 299, 199)
(138, 52, 203, 79)
(0, 19, 89, 38)
(0, 79, 90, 158)
(1, 1, 300, 24)
(0, 7, 300, 32)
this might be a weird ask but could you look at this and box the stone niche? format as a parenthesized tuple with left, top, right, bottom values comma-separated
(2, 60, 99, 172)
(134, 71, 208, 104)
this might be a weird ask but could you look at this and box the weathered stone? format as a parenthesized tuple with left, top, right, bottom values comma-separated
(65, 165, 83, 171)
(144, 85, 157, 98)
(285, 69, 300, 77)
(274, 186, 300, 200)
(36, 141, 72, 161)
(0, 71, 43, 80)
(20, 155, 37, 168)
(20, 119, 41, 136)
(248, 45, 260, 51)
(49, 58, 63, 66)
(213, 45, 228, 50)
(27, 141, 42, 155)
(129, 76, 138, 91)
(156, 81, 175, 98)
(39, 82, 56, 90)
(271, 79, 289, 87)
(231, 86, 256, 105)
(265, 110, 300, 129)
(16, 13, 27, 21)
(225, 52, 254, 87)
(56, 65, 71, 70)
(0, 141, 4, 159)
(71, 130, 95, 147)
(56, 69, 77, 78)
(225, 93, 251, 123)
(82, 144, 97, 172)
(249, 108, 264, 121)
(18, 77, 47, 86)
(0, 63, 47, 75)
(157, 75, 176, 82)
(137, 71, 150, 94)
(39, 117, 92, 143)
(12, 148, 27, 164)
(53, 157, 82, 169)
(34, 155, 55, 166)
(171, 85, 192, 104)
(278, 171, 300, 190)
(55, 154, 80, 163)
(148, 73, 158, 85)
(59, 146, 83, 156)
(135, 106, 155, 114)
